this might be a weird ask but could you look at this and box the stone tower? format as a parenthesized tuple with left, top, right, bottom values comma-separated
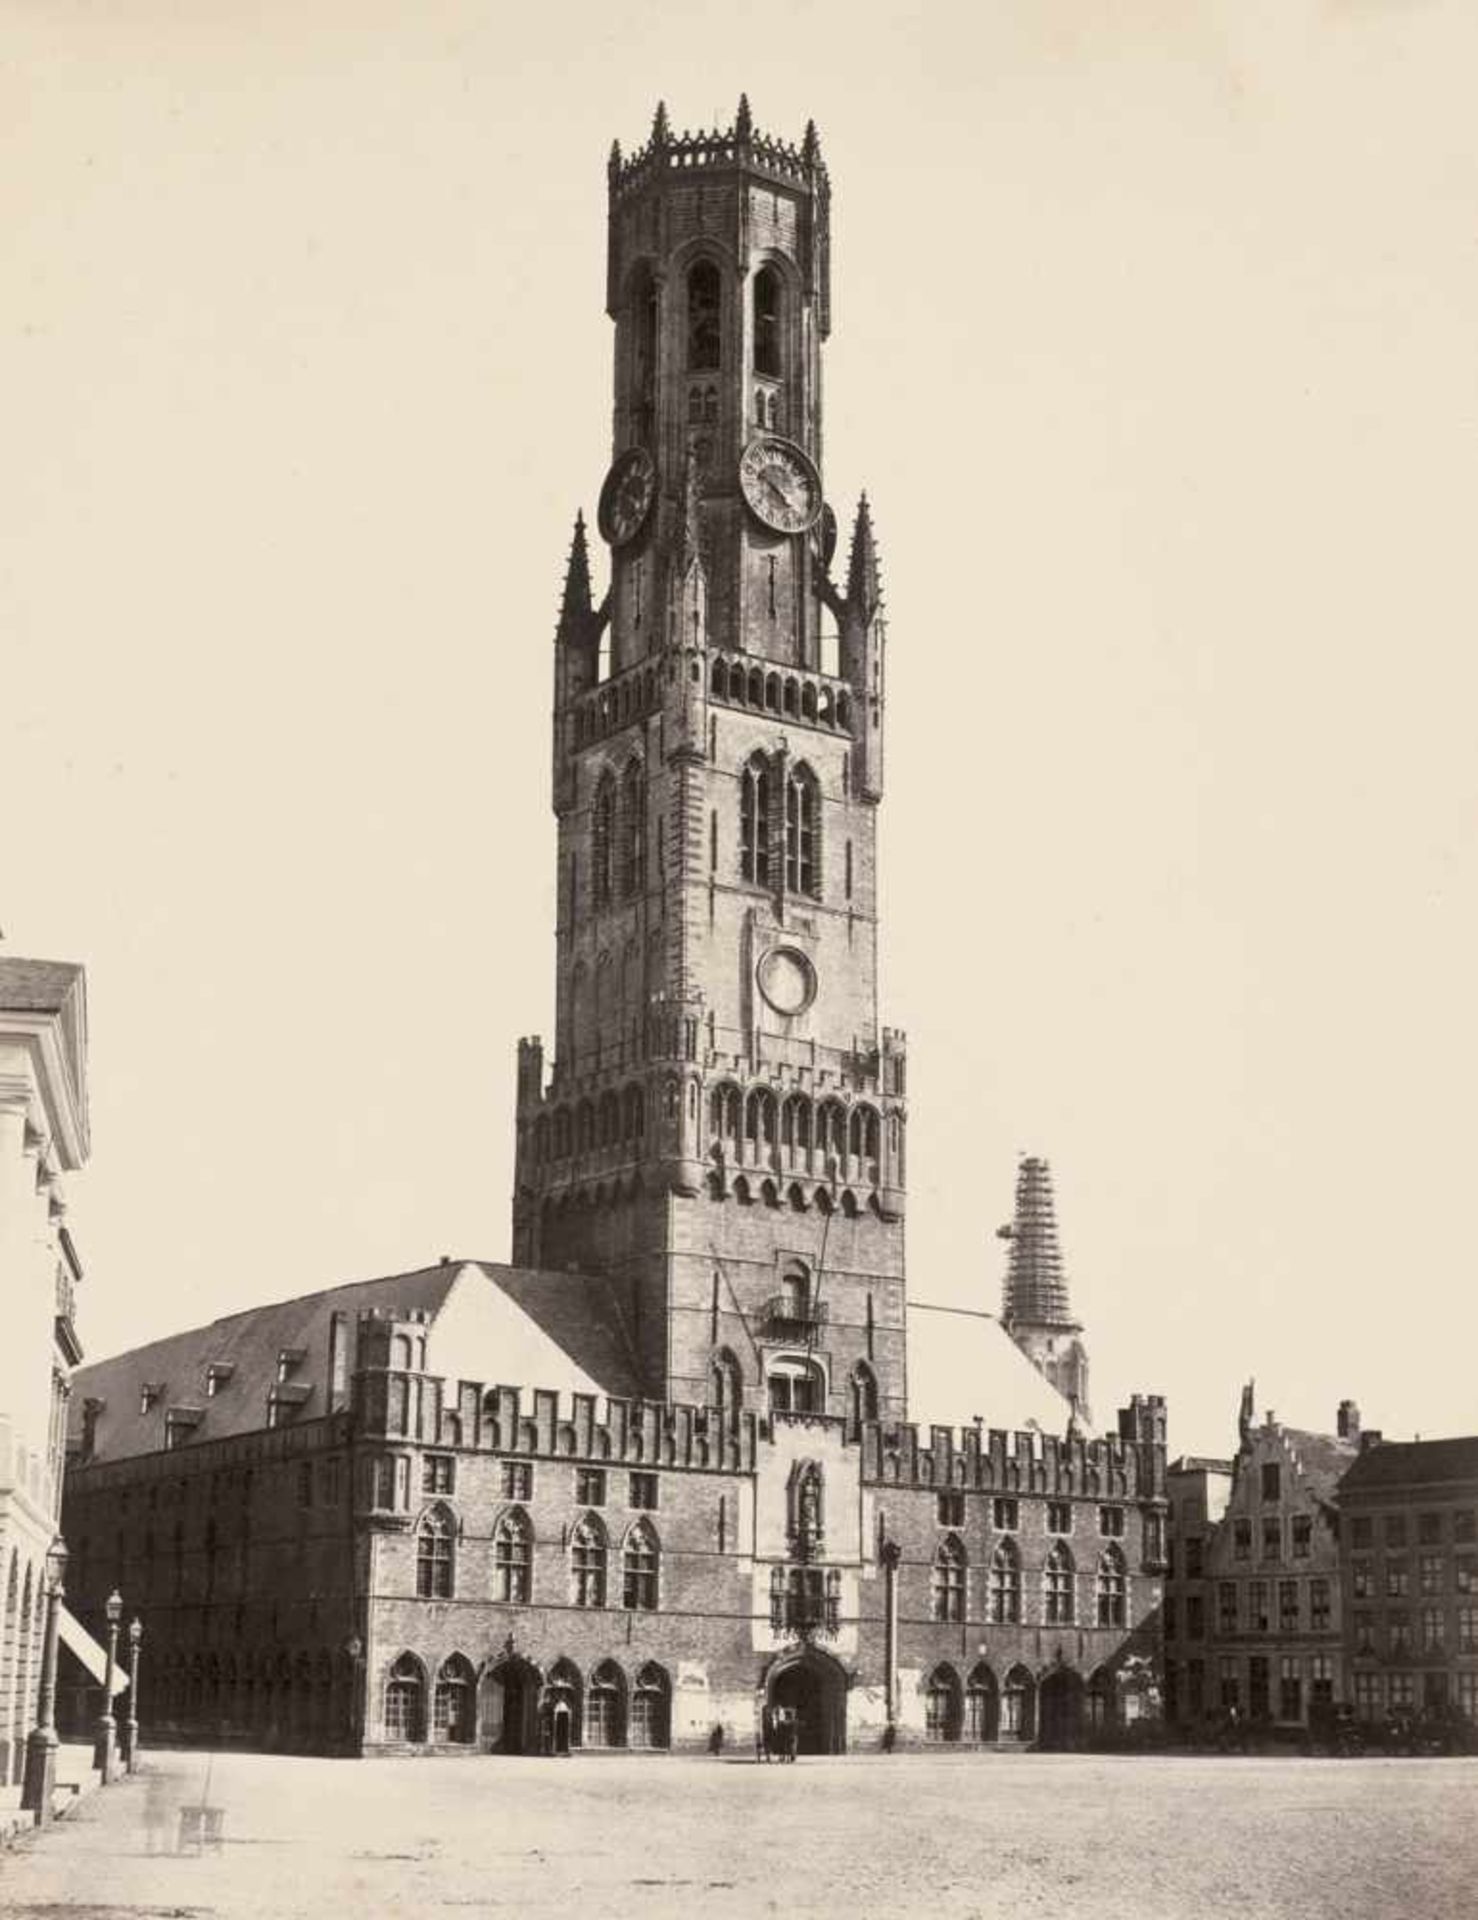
(512, 101, 907, 1420)
(998, 1156, 1091, 1423)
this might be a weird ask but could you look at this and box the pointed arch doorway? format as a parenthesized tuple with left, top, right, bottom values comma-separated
(480, 1654, 541, 1754)
(766, 1648, 848, 1755)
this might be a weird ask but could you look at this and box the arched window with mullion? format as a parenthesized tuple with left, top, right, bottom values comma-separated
(740, 754, 771, 885)
(620, 759, 646, 898)
(622, 1518, 660, 1611)
(416, 1505, 455, 1600)
(493, 1507, 532, 1605)
(1044, 1541, 1076, 1625)
(785, 763, 819, 897)
(572, 1513, 608, 1608)
(932, 1534, 967, 1624)
(989, 1538, 1022, 1625)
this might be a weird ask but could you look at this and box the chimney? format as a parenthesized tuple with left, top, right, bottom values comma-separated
(1337, 1398, 1360, 1442)
(1359, 1429, 1383, 1454)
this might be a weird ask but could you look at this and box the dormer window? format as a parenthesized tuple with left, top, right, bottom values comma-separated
(276, 1347, 306, 1384)
(140, 1383, 163, 1415)
(205, 1363, 235, 1398)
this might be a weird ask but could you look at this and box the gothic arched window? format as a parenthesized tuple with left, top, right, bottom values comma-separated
(1044, 1541, 1076, 1624)
(785, 763, 819, 896)
(1097, 1545, 1127, 1628)
(416, 1504, 455, 1600)
(708, 1347, 742, 1424)
(384, 1653, 426, 1743)
(741, 753, 771, 885)
(932, 1534, 966, 1623)
(620, 760, 646, 898)
(850, 1361, 879, 1431)
(925, 1664, 962, 1742)
(571, 1514, 608, 1608)
(622, 1518, 660, 1611)
(966, 1663, 999, 1742)
(754, 265, 782, 378)
(989, 1538, 1022, 1625)
(493, 1508, 532, 1605)
(433, 1654, 476, 1744)
(592, 770, 616, 908)
(631, 1662, 671, 1749)
(585, 1659, 626, 1748)
(687, 260, 721, 372)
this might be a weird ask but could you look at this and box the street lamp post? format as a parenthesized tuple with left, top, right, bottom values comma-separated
(344, 1635, 363, 1757)
(21, 1535, 69, 1824)
(124, 1617, 143, 1773)
(94, 1589, 123, 1782)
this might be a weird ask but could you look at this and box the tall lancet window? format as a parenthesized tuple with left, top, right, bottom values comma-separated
(753, 265, 782, 378)
(785, 763, 819, 897)
(740, 753, 771, 884)
(687, 261, 721, 372)
(592, 771, 616, 908)
(620, 759, 646, 898)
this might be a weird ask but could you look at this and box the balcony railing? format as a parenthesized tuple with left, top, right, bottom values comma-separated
(764, 1295, 829, 1336)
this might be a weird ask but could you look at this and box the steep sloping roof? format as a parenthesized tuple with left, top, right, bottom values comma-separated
(475, 1265, 642, 1401)
(68, 1264, 461, 1464)
(67, 1259, 645, 1466)
(906, 1303, 1089, 1436)
(1281, 1427, 1359, 1501)
(1339, 1436, 1478, 1493)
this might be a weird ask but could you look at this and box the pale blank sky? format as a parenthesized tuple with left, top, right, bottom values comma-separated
(4, 1, 1476, 1458)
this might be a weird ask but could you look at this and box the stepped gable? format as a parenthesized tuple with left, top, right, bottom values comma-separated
(906, 1301, 1088, 1436)
(1279, 1425, 1359, 1502)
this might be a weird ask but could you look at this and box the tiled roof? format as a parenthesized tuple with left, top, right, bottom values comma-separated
(1339, 1435, 1478, 1493)
(68, 1264, 461, 1464)
(67, 1259, 645, 1466)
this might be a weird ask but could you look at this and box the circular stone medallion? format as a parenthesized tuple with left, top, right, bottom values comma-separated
(757, 946, 817, 1017)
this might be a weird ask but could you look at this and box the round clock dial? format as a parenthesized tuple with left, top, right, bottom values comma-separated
(597, 446, 657, 548)
(739, 436, 823, 536)
(757, 946, 817, 1017)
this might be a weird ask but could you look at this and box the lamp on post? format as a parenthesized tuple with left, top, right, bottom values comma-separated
(94, 1589, 123, 1782)
(344, 1634, 364, 1757)
(21, 1535, 68, 1823)
(124, 1617, 143, 1773)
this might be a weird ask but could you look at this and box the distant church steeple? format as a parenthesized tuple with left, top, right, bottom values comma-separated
(997, 1156, 1091, 1423)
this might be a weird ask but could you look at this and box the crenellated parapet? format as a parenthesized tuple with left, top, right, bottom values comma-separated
(352, 1367, 760, 1477)
(860, 1405, 1166, 1504)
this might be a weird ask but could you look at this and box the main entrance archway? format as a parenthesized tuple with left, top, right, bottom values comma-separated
(480, 1656, 541, 1754)
(766, 1649, 848, 1755)
(1038, 1666, 1085, 1750)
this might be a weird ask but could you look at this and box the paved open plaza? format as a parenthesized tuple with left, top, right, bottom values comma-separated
(1, 1748, 1474, 1920)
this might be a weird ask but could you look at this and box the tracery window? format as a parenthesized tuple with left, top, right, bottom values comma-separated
(630, 1663, 671, 1749)
(932, 1535, 966, 1624)
(416, 1505, 455, 1600)
(433, 1654, 476, 1744)
(384, 1653, 425, 1742)
(572, 1514, 608, 1608)
(585, 1660, 626, 1748)
(623, 1519, 660, 1611)
(784, 763, 819, 896)
(493, 1508, 532, 1605)
(1044, 1541, 1076, 1625)
(741, 754, 771, 884)
(989, 1538, 1022, 1624)
(1097, 1545, 1127, 1628)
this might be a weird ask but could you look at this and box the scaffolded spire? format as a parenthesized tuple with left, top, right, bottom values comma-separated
(846, 492, 882, 624)
(1000, 1155, 1074, 1326)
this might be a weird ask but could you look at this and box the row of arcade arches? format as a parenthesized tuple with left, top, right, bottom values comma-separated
(383, 1652, 673, 1752)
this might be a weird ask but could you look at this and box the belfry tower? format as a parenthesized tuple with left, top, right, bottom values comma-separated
(998, 1156, 1091, 1423)
(512, 101, 907, 1420)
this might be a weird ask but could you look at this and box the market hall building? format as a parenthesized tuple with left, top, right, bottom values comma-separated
(60, 104, 1168, 1757)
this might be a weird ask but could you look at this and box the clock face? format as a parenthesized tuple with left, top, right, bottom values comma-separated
(597, 446, 656, 548)
(739, 436, 823, 536)
(757, 945, 817, 1018)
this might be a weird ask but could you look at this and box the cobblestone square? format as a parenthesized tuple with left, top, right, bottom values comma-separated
(2, 1749, 1475, 1920)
